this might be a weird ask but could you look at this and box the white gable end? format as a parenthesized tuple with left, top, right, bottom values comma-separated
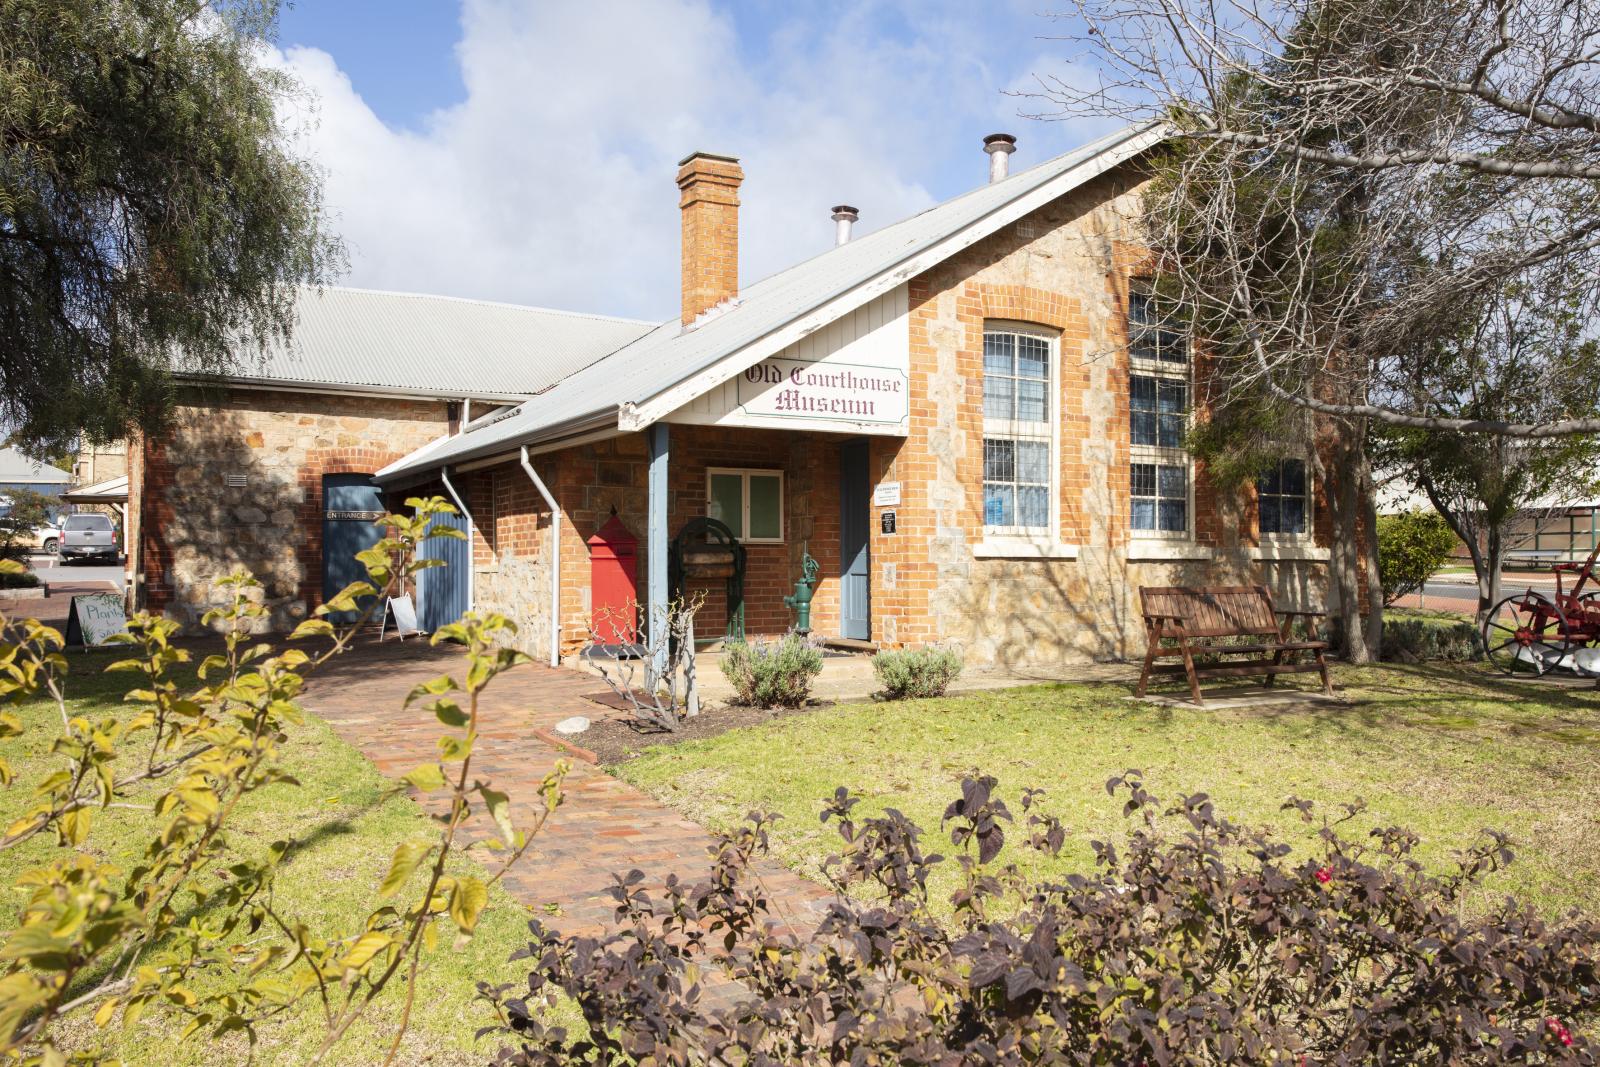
(663, 285, 909, 436)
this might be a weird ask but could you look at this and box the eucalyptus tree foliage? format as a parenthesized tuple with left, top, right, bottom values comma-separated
(1043, 0, 1600, 438)
(0, 0, 341, 454)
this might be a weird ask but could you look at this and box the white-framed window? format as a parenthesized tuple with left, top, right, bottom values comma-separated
(1258, 458, 1311, 539)
(706, 468, 784, 543)
(1128, 283, 1192, 538)
(982, 324, 1058, 535)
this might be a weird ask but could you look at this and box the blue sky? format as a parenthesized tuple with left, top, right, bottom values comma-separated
(269, 0, 1115, 321)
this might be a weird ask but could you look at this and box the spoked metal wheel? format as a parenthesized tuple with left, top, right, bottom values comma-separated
(1483, 592, 1571, 675)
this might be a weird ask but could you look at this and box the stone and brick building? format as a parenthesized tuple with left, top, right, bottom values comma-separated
(131, 123, 1332, 667)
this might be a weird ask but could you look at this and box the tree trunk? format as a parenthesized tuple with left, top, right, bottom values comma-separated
(1419, 476, 1494, 632)
(1481, 524, 1504, 634)
(1357, 445, 1385, 656)
(1325, 434, 1373, 662)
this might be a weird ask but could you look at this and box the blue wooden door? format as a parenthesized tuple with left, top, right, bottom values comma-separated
(321, 474, 384, 626)
(839, 441, 871, 641)
(418, 507, 469, 632)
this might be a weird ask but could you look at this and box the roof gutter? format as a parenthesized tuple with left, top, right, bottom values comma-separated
(373, 408, 618, 484)
(175, 373, 532, 406)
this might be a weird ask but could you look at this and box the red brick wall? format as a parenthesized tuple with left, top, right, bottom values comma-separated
(678, 154, 743, 325)
(470, 424, 845, 656)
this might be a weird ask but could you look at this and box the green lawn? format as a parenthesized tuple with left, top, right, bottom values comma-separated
(0, 649, 539, 1066)
(615, 664, 1600, 919)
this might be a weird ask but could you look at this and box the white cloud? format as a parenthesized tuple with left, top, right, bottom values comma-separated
(271, 0, 1111, 321)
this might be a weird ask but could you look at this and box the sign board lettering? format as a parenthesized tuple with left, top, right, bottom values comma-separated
(737, 358, 908, 425)
(872, 481, 901, 507)
(65, 592, 128, 647)
(881, 511, 897, 535)
(325, 510, 385, 521)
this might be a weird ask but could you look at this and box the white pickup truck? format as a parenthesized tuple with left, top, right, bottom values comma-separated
(59, 513, 119, 563)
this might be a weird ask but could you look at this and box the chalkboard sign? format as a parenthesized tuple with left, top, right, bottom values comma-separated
(380, 594, 423, 641)
(65, 592, 128, 648)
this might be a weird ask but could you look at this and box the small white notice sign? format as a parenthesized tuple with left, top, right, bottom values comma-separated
(65, 592, 128, 648)
(381, 594, 423, 640)
(872, 481, 901, 507)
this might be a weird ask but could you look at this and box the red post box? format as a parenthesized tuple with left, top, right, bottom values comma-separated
(587, 512, 639, 644)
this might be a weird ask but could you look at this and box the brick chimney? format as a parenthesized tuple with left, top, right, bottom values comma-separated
(677, 151, 743, 324)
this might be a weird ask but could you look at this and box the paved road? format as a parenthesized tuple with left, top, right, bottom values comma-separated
(26, 556, 126, 592)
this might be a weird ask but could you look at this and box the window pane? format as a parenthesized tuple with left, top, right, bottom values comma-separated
(984, 376, 1015, 420)
(1016, 336, 1048, 379)
(708, 473, 743, 539)
(1131, 375, 1156, 410)
(1158, 413, 1185, 449)
(1158, 330, 1187, 363)
(1132, 498, 1156, 530)
(1131, 463, 1156, 497)
(1281, 497, 1306, 534)
(1158, 464, 1187, 498)
(1259, 463, 1283, 495)
(1132, 412, 1157, 446)
(983, 332, 1014, 376)
(1158, 380, 1187, 413)
(1017, 485, 1049, 529)
(1017, 379, 1047, 422)
(1016, 440, 1050, 483)
(1130, 329, 1159, 362)
(1158, 498, 1187, 532)
(1129, 290, 1152, 327)
(1283, 459, 1306, 496)
(984, 483, 1014, 526)
(1259, 495, 1280, 534)
(983, 438, 1015, 482)
(748, 475, 781, 540)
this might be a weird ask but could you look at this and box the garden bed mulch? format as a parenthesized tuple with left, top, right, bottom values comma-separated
(584, 699, 830, 765)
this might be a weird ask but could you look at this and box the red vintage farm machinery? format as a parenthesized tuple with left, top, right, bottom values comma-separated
(1482, 539, 1600, 675)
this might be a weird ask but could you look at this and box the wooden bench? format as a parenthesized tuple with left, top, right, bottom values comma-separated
(1136, 585, 1332, 706)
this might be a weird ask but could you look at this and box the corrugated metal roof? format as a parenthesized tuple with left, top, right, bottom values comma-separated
(189, 287, 655, 400)
(0, 446, 71, 486)
(377, 122, 1164, 481)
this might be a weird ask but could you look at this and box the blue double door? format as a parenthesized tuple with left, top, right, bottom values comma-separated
(320, 473, 470, 632)
(321, 474, 385, 625)
(418, 506, 469, 632)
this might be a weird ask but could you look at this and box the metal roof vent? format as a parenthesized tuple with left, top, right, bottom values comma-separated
(984, 133, 1017, 183)
(831, 205, 859, 246)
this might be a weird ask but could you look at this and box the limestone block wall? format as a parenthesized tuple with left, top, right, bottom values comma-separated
(872, 165, 1332, 666)
(137, 389, 449, 632)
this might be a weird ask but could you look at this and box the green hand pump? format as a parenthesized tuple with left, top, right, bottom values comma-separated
(784, 544, 821, 635)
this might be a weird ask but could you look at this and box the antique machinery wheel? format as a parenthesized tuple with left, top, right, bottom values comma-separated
(1482, 592, 1570, 675)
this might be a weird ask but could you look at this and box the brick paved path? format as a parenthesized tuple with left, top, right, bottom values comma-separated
(299, 638, 831, 936)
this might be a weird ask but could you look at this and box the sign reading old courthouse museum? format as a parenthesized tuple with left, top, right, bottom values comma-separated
(737, 358, 909, 425)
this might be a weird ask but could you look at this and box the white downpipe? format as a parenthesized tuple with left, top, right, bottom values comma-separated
(519, 445, 562, 668)
(437, 466, 474, 617)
